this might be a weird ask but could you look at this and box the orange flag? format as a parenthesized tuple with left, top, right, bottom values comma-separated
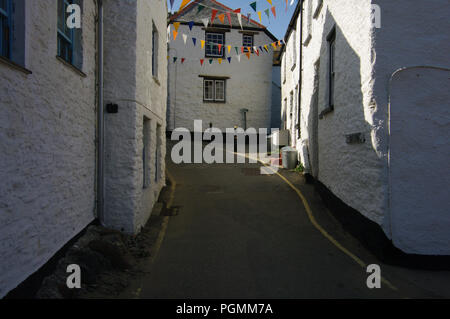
(201, 40, 205, 49)
(173, 22, 181, 32)
(246, 52, 251, 59)
(218, 44, 222, 53)
(173, 30, 178, 41)
(179, 0, 191, 11)
(271, 42, 276, 49)
(271, 6, 276, 18)
(218, 14, 225, 23)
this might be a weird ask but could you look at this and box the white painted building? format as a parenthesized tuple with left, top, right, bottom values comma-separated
(281, 0, 450, 255)
(0, 0, 167, 298)
(167, 0, 278, 132)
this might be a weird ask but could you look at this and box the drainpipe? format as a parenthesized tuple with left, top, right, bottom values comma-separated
(97, 0, 105, 225)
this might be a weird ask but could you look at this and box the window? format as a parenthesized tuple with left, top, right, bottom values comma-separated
(203, 78, 226, 103)
(152, 22, 158, 78)
(143, 117, 150, 189)
(57, 0, 83, 69)
(205, 32, 224, 57)
(313, 0, 323, 19)
(155, 124, 162, 182)
(0, 0, 12, 59)
(304, 0, 313, 46)
(242, 34, 253, 53)
(327, 28, 336, 109)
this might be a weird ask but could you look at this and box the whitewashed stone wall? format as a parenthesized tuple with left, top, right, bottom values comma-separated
(0, 0, 97, 297)
(167, 24, 274, 132)
(103, 0, 167, 234)
(282, 0, 450, 254)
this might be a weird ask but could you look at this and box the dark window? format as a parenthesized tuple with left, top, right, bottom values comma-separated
(205, 32, 224, 57)
(57, 0, 83, 69)
(203, 78, 226, 103)
(143, 118, 150, 189)
(0, 0, 12, 59)
(242, 34, 253, 53)
(327, 28, 336, 109)
(152, 22, 158, 77)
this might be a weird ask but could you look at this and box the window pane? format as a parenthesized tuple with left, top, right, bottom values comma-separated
(215, 81, 224, 101)
(205, 32, 224, 57)
(204, 80, 214, 100)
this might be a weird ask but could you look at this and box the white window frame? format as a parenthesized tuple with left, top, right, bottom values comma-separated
(203, 78, 226, 103)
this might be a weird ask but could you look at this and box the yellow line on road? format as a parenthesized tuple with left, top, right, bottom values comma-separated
(232, 150, 399, 292)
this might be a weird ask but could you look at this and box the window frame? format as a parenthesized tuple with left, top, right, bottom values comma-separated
(203, 77, 226, 103)
(0, 0, 12, 59)
(205, 31, 225, 58)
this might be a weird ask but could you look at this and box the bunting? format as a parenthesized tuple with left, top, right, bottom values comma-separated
(211, 9, 218, 24)
(179, 0, 191, 11)
(271, 6, 276, 18)
(173, 22, 181, 32)
(192, 37, 197, 46)
(237, 13, 243, 29)
(182, 34, 188, 45)
(249, 2, 257, 12)
(218, 13, 225, 24)
(188, 21, 194, 31)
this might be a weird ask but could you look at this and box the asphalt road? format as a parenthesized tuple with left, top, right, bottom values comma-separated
(136, 145, 450, 299)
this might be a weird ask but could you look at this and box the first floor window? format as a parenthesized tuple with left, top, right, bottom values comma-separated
(203, 78, 226, 103)
(205, 32, 224, 57)
(152, 21, 158, 78)
(327, 28, 336, 108)
(242, 34, 253, 53)
(0, 0, 12, 58)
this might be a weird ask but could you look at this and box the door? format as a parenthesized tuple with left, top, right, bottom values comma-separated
(310, 60, 320, 178)
(389, 67, 450, 255)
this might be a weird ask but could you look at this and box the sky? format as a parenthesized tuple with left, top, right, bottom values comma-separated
(167, 0, 299, 40)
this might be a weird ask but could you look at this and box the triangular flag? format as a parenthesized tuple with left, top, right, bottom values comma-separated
(235, 47, 239, 54)
(241, 47, 244, 53)
(259, 46, 263, 52)
(202, 18, 209, 28)
(179, 0, 191, 11)
(200, 59, 204, 66)
(181, 58, 185, 64)
(192, 38, 197, 46)
(226, 12, 232, 26)
(173, 30, 178, 41)
(218, 14, 225, 24)
(211, 9, 218, 24)
(255, 49, 260, 56)
(218, 58, 222, 64)
(182, 34, 188, 45)
(264, 9, 270, 20)
(237, 13, 243, 29)
(267, 0, 272, 5)
(278, 40, 281, 47)
(227, 57, 232, 63)
(271, 42, 277, 49)
(286, 0, 288, 12)
(264, 44, 269, 52)
(218, 44, 222, 53)
(246, 52, 251, 59)
(237, 55, 241, 62)
(227, 45, 231, 54)
(170, 0, 175, 10)
(188, 21, 195, 31)
(247, 47, 251, 53)
(257, 11, 262, 23)
(209, 59, 213, 64)
(173, 22, 181, 32)
(249, 2, 257, 12)
(233, 9, 241, 14)
(173, 57, 178, 63)
(201, 40, 205, 49)
(197, 4, 205, 13)
(271, 6, 276, 18)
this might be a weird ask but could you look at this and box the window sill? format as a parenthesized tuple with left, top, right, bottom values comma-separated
(203, 100, 226, 104)
(0, 55, 32, 75)
(291, 64, 297, 71)
(153, 76, 161, 86)
(313, 0, 324, 19)
(319, 105, 334, 119)
(56, 56, 87, 77)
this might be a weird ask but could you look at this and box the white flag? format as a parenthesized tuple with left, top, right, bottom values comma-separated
(236, 55, 241, 62)
(237, 13, 243, 30)
(183, 34, 188, 45)
(202, 18, 209, 28)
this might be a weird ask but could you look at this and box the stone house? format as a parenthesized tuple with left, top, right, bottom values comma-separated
(167, 0, 278, 133)
(0, 0, 167, 298)
(281, 0, 450, 255)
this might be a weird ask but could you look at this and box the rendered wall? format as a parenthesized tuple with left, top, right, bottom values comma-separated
(0, 0, 97, 297)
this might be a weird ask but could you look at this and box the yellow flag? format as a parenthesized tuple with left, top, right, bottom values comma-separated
(218, 58, 222, 64)
(179, 0, 191, 11)
(201, 40, 205, 49)
(266, 0, 272, 5)
(257, 11, 262, 23)
(227, 45, 231, 54)
(173, 22, 181, 32)
(264, 44, 268, 51)
(271, 42, 276, 49)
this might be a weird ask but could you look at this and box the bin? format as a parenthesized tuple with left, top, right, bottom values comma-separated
(282, 146, 298, 169)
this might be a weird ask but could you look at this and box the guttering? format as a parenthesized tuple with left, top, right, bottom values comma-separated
(97, 0, 105, 225)
(298, 0, 303, 137)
